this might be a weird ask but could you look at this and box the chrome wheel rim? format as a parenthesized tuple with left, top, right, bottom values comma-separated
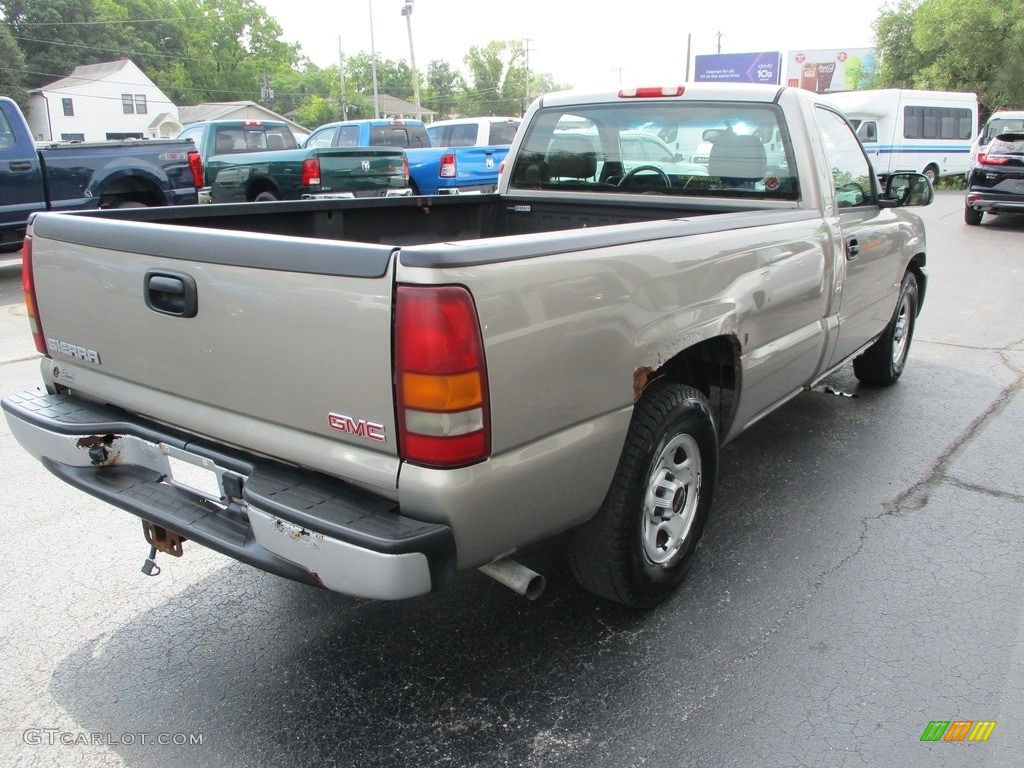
(642, 433, 702, 566)
(891, 293, 912, 366)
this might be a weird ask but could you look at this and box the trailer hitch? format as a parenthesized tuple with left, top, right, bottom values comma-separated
(140, 521, 187, 576)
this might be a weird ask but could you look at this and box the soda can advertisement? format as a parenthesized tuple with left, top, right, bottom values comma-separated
(785, 49, 876, 93)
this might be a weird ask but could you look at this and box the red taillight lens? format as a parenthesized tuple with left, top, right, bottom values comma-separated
(403, 154, 410, 183)
(21, 234, 47, 355)
(439, 153, 456, 178)
(187, 150, 204, 188)
(395, 285, 490, 468)
(978, 153, 1009, 166)
(301, 157, 321, 186)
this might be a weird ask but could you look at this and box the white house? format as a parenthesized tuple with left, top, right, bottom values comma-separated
(26, 59, 182, 142)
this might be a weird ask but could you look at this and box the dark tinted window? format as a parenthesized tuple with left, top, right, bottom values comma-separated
(988, 134, 1024, 155)
(488, 120, 521, 145)
(903, 106, 973, 140)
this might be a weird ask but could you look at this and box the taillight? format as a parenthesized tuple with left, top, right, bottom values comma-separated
(21, 234, 46, 355)
(301, 157, 321, 186)
(187, 150, 204, 188)
(395, 285, 490, 468)
(439, 153, 456, 178)
(403, 154, 410, 183)
(978, 153, 1009, 165)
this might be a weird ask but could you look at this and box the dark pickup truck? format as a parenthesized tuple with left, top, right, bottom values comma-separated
(176, 119, 410, 203)
(0, 96, 201, 252)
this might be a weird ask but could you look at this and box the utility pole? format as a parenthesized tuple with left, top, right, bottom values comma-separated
(260, 73, 273, 108)
(338, 38, 349, 120)
(523, 38, 533, 116)
(369, 0, 380, 118)
(716, 31, 724, 54)
(401, 0, 422, 121)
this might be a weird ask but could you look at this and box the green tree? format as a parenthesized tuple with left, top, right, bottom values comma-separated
(0, 0, 130, 87)
(423, 59, 465, 118)
(0, 22, 29, 107)
(159, 0, 298, 104)
(873, 0, 1024, 117)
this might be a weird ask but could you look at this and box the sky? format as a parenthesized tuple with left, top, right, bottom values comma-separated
(257, 0, 889, 92)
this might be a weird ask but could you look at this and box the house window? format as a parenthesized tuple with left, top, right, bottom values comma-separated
(62, 98, 74, 117)
(134, 95, 147, 115)
(60, 133, 85, 142)
(122, 94, 134, 114)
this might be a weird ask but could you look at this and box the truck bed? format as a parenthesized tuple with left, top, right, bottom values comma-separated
(42, 193, 809, 256)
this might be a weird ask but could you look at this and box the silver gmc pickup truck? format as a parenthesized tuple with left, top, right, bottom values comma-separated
(3, 84, 932, 609)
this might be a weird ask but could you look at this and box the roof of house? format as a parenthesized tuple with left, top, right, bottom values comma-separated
(376, 94, 436, 117)
(178, 101, 309, 134)
(37, 60, 134, 92)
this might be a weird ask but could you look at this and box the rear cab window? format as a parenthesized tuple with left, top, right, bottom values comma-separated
(507, 101, 798, 200)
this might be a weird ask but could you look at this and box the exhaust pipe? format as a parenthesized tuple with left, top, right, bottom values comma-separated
(479, 557, 545, 600)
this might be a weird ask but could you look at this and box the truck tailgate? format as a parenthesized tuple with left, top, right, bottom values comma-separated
(316, 148, 406, 195)
(28, 213, 402, 495)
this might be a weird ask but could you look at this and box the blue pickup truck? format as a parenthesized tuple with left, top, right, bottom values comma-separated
(0, 96, 200, 252)
(303, 118, 509, 195)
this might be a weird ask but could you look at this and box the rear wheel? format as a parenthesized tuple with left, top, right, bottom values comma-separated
(853, 270, 919, 385)
(964, 205, 983, 226)
(254, 190, 279, 202)
(923, 165, 939, 186)
(568, 380, 718, 609)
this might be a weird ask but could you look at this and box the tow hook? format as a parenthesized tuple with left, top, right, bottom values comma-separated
(140, 522, 187, 577)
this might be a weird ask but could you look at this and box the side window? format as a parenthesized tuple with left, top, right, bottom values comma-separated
(0, 110, 16, 149)
(449, 124, 477, 147)
(815, 107, 875, 208)
(337, 126, 360, 147)
(857, 121, 878, 143)
(305, 128, 335, 149)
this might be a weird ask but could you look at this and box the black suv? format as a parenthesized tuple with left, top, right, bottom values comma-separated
(965, 132, 1024, 225)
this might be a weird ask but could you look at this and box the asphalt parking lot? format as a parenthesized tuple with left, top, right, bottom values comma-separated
(0, 190, 1022, 767)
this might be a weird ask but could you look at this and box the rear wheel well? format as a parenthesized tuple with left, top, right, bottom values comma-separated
(98, 177, 163, 208)
(637, 336, 740, 441)
(248, 179, 280, 201)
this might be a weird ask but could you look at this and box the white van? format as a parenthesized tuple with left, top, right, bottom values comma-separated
(822, 89, 978, 183)
(968, 109, 1024, 167)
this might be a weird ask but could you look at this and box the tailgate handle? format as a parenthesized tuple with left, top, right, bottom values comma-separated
(144, 271, 198, 318)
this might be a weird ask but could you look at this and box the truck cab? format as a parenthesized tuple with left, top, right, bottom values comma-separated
(0, 97, 46, 251)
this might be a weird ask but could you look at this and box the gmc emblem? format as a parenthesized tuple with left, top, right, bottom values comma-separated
(328, 412, 385, 442)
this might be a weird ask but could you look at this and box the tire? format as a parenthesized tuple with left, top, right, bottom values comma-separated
(568, 380, 718, 609)
(923, 165, 939, 186)
(115, 201, 148, 209)
(853, 270, 919, 386)
(253, 191, 279, 202)
(964, 205, 983, 226)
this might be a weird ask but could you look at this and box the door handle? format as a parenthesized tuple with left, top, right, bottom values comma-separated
(846, 237, 860, 260)
(8, 160, 33, 172)
(144, 271, 198, 317)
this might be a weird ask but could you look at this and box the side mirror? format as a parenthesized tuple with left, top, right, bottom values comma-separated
(880, 172, 933, 208)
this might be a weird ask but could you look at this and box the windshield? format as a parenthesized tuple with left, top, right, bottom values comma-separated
(508, 101, 797, 200)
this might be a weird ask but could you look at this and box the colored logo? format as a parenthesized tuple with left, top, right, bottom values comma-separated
(920, 721, 997, 742)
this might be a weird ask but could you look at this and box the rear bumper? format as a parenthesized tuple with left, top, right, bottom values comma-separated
(965, 191, 1024, 216)
(2, 389, 455, 599)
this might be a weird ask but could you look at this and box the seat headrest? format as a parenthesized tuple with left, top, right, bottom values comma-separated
(547, 136, 598, 180)
(709, 132, 767, 182)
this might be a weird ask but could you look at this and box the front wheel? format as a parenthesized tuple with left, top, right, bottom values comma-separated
(853, 270, 919, 385)
(568, 381, 718, 609)
(923, 165, 939, 186)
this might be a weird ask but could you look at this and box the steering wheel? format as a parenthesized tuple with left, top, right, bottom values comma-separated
(619, 165, 672, 189)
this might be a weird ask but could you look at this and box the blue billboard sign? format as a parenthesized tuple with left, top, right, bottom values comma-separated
(694, 52, 781, 85)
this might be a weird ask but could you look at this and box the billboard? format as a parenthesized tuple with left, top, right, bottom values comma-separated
(785, 49, 876, 93)
(694, 52, 781, 85)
